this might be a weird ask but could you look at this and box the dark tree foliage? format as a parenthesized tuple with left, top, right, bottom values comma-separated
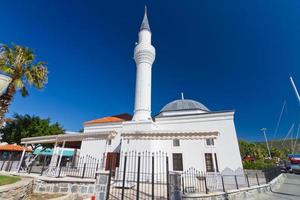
(0, 114, 64, 148)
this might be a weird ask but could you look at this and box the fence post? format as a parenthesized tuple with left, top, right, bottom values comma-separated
(106, 166, 112, 200)
(152, 154, 155, 200)
(40, 156, 47, 176)
(204, 175, 208, 194)
(121, 153, 127, 200)
(1, 161, 5, 171)
(234, 175, 239, 189)
(57, 165, 63, 178)
(136, 154, 141, 200)
(256, 173, 260, 186)
(221, 175, 225, 192)
(166, 156, 170, 199)
(82, 163, 86, 178)
(169, 172, 182, 200)
(246, 174, 250, 187)
(28, 161, 34, 174)
(182, 176, 185, 194)
(94, 163, 99, 179)
(8, 161, 13, 172)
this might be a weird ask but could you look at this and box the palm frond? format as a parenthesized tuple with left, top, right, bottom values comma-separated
(24, 70, 33, 84)
(0, 65, 14, 75)
(13, 79, 24, 89)
(0, 43, 48, 94)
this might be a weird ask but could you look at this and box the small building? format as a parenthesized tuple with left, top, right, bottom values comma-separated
(0, 143, 32, 171)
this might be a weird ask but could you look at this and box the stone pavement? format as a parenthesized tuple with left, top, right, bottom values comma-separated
(250, 173, 300, 200)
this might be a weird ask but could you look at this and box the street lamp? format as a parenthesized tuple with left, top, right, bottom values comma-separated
(0, 74, 11, 96)
(261, 128, 272, 159)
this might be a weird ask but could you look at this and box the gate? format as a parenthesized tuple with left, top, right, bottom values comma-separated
(106, 151, 170, 200)
(182, 168, 208, 194)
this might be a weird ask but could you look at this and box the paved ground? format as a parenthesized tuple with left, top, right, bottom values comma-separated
(253, 173, 300, 200)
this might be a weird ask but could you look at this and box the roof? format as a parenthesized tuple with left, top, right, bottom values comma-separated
(0, 144, 32, 152)
(140, 6, 150, 31)
(21, 131, 117, 144)
(84, 113, 132, 125)
(160, 99, 210, 112)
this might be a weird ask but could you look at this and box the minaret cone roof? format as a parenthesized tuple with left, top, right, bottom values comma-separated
(140, 6, 151, 31)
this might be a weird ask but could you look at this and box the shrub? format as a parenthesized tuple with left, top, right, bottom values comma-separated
(243, 159, 275, 170)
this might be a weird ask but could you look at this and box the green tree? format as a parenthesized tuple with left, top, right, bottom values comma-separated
(0, 44, 48, 125)
(0, 114, 64, 149)
(239, 140, 252, 158)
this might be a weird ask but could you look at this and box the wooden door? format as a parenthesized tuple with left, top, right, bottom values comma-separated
(105, 152, 120, 171)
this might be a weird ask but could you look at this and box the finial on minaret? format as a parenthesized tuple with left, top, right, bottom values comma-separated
(140, 5, 151, 31)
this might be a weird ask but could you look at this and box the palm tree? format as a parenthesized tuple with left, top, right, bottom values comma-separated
(0, 44, 48, 125)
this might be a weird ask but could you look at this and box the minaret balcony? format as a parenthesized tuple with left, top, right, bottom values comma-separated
(134, 46, 155, 65)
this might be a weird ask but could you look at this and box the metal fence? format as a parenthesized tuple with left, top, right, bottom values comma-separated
(181, 167, 281, 195)
(106, 151, 170, 200)
(0, 160, 19, 172)
(28, 154, 102, 178)
(0, 152, 282, 199)
(58, 155, 101, 178)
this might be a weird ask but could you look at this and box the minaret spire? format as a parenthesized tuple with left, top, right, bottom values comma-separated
(132, 7, 156, 121)
(140, 6, 151, 31)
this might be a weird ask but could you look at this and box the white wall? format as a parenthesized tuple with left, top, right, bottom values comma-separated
(80, 111, 243, 173)
(153, 111, 243, 172)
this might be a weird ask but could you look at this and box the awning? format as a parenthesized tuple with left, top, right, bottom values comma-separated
(0, 144, 32, 152)
(121, 130, 219, 140)
(33, 148, 74, 156)
(21, 131, 117, 144)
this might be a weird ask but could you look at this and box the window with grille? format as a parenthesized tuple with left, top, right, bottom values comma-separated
(173, 139, 180, 147)
(172, 153, 183, 171)
(205, 153, 214, 172)
(206, 138, 214, 146)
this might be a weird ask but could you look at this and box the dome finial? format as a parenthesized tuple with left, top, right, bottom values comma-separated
(181, 92, 184, 100)
(140, 5, 151, 31)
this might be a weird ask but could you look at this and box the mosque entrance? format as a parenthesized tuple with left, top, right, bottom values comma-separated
(106, 151, 170, 200)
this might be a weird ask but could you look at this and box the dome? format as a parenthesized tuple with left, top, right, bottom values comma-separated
(160, 99, 210, 112)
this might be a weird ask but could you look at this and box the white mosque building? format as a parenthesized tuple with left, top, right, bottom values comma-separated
(79, 9, 243, 173)
(22, 8, 243, 174)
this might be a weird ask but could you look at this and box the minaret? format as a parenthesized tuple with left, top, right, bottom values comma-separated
(132, 7, 156, 121)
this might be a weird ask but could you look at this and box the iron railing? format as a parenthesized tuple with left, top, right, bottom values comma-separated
(181, 167, 281, 195)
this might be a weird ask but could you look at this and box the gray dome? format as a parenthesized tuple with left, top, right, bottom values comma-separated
(160, 99, 210, 112)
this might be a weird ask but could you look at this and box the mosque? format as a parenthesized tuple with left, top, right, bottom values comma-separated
(79, 8, 243, 173)
(21, 8, 243, 174)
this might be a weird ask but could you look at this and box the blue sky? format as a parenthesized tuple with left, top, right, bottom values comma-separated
(1, 0, 299, 141)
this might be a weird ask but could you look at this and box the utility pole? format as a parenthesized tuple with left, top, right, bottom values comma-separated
(290, 76, 300, 105)
(261, 128, 272, 159)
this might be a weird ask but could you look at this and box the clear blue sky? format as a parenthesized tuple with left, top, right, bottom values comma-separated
(1, 0, 299, 141)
